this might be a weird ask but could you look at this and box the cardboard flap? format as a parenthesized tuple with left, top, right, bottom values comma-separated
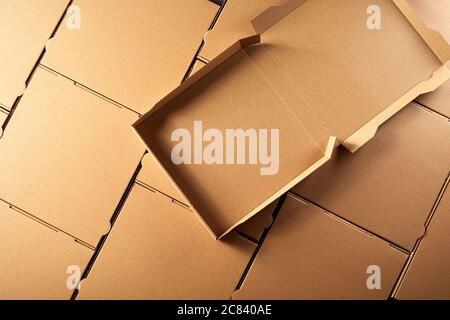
(251, 0, 307, 34)
(250, 0, 450, 63)
(41, 0, 219, 114)
(233, 195, 407, 300)
(393, 0, 450, 64)
(243, 44, 332, 148)
(134, 35, 260, 128)
(137, 153, 186, 204)
(201, 0, 286, 61)
(218, 136, 336, 239)
(254, 0, 447, 144)
(343, 124, 379, 154)
(409, 0, 450, 44)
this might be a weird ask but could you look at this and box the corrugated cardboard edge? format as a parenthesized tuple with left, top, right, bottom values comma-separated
(251, 0, 450, 152)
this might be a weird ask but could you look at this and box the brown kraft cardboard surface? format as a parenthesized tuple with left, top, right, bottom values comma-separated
(77, 183, 256, 300)
(409, 0, 450, 118)
(292, 103, 450, 251)
(0, 0, 70, 110)
(41, 0, 219, 114)
(133, 0, 450, 239)
(0, 200, 92, 300)
(201, 0, 285, 61)
(233, 194, 408, 300)
(0, 67, 145, 247)
(137, 153, 276, 241)
(395, 182, 450, 300)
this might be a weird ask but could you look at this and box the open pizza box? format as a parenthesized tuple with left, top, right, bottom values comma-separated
(133, 0, 450, 239)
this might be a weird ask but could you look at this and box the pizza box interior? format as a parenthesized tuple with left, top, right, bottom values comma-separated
(133, 0, 450, 239)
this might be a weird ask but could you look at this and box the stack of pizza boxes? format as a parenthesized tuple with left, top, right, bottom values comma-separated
(0, 0, 448, 299)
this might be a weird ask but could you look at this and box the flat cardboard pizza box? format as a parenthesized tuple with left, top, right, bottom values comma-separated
(200, 0, 285, 61)
(0, 67, 145, 247)
(292, 103, 450, 251)
(0, 0, 69, 111)
(395, 182, 450, 300)
(133, 0, 450, 239)
(41, 0, 219, 114)
(0, 200, 92, 300)
(77, 183, 255, 300)
(233, 194, 408, 300)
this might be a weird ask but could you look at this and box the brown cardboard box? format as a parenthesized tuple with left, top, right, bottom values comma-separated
(137, 153, 275, 241)
(0, 0, 69, 111)
(77, 183, 255, 300)
(395, 182, 450, 300)
(409, 0, 450, 118)
(0, 200, 92, 300)
(201, 0, 285, 61)
(233, 194, 408, 300)
(292, 104, 450, 251)
(133, 0, 450, 239)
(41, 0, 219, 115)
(0, 67, 145, 247)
